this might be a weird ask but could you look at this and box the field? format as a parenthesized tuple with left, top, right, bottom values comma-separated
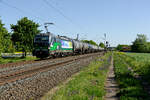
(114, 52, 150, 100)
(120, 52, 150, 83)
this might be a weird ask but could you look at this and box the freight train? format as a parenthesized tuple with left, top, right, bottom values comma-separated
(32, 33, 104, 58)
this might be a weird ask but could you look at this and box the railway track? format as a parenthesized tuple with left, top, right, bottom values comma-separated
(0, 54, 81, 69)
(0, 55, 72, 69)
(0, 53, 98, 76)
(0, 52, 102, 86)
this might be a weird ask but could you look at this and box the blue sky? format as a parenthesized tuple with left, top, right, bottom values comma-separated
(1, 0, 150, 46)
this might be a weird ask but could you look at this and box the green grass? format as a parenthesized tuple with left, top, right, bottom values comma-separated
(0, 56, 37, 64)
(41, 52, 112, 100)
(118, 52, 150, 84)
(114, 52, 150, 100)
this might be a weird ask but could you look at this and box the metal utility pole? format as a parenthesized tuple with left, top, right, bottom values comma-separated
(44, 22, 54, 33)
(99, 33, 109, 50)
(104, 33, 108, 51)
(104, 33, 106, 46)
(76, 34, 79, 40)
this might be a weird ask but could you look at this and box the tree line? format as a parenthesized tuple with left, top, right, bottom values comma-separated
(117, 34, 150, 53)
(0, 17, 105, 57)
(82, 40, 105, 48)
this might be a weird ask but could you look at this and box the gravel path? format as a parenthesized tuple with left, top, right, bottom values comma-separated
(104, 56, 119, 100)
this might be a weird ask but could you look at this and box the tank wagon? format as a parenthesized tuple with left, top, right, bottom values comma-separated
(33, 33, 104, 58)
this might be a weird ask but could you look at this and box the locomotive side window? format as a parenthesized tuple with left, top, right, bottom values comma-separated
(51, 37, 54, 45)
(56, 38, 60, 42)
(49, 35, 51, 43)
(54, 37, 56, 42)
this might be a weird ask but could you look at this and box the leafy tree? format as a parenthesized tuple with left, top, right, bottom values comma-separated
(82, 40, 98, 46)
(11, 17, 40, 57)
(0, 19, 13, 55)
(131, 34, 147, 52)
(3, 33, 14, 53)
(99, 42, 105, 48)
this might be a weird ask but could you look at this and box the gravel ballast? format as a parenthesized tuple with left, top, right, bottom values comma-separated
(0, 53, 103, 100)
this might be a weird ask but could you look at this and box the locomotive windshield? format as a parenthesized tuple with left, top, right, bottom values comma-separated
(34, 35, 51, 47)
(34, 36, 49, 42)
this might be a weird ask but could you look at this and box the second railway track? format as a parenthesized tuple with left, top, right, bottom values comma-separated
(0, 52, 103, 86)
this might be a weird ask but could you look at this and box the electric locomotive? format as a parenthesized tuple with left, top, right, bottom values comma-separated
(33, 32, 74, 58)
(33, 32, 104, 58)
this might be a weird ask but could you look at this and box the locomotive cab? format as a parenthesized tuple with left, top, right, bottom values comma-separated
(33, 33, 51, 58)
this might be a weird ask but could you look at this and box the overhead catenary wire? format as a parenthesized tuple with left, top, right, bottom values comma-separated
(43, 0, 79, 33)
(0, 0, 86, 37)
(49, 0, 59, 7)
(0, 0, 67, 33)
(42, 0, 75, 25)
(42, 0, 85, 34)
(0, 0, 46, 22)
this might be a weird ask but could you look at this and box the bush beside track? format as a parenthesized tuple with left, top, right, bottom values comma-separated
(41, 52, 112, 100)
(114, 52, 150, 100)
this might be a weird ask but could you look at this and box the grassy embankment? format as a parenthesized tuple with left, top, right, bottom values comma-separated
(0, 56, 37, 64)
(41, 52, 112, 100)
(114, 52, 150, 100)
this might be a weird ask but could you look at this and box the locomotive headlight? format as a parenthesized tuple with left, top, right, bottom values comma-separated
(50, 44, 53, 47)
